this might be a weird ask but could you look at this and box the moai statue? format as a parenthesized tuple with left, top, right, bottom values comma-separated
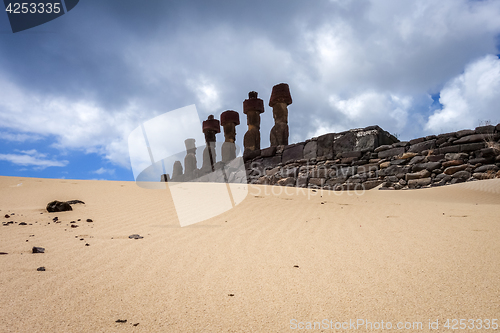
(269, 83, 292, 147)
(220, 110, 240, 163)
(243, 91, 264, 159)
(183, 138, 197, 181)
(201, 115, 220, 173)
(171, 160, 183, 182)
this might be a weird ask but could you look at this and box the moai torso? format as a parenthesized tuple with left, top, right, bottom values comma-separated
(220, 110, 240, 163)
(269, 83, 292, 147)
(201, 115, 220, 173)
(183, 138, 197, 181)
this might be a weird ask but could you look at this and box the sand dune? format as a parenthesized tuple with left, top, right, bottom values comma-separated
(1, 176, 499, 332)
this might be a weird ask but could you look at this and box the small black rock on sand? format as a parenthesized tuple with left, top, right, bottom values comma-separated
(46, 200, 85, 212)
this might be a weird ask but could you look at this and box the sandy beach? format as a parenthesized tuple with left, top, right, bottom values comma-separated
(1, 175, 499, 332)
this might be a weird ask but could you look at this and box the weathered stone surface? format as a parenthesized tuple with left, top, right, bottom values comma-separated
(412, 162, 441, 172)
(468, 157, 490, 165)
(316, 133, 334, 158)
(129, 234, 144, 239)
(474, 164, 499, 173)
(475, 125, 496, 134)
(260, 155, 282, 169)
(406, 169, 431, 180)
(378, 147, 405, 159)
(333, 131, 357, 153)
(443, 164, 468, 175)
(456, 129, 475, 138)
(379, 165, 409, 177)
(379, 161, 391, 169)
(436, 145, 461, 154)
(336, 166, 357, 177)
(473, 172, 496, 180)
(282, 144, 304, 164)
(460, 142, 485, 152)
(243, 149, 261, 161)
(408, 140, 436, 153)
(408, 178, 432, 188)
(445, 153, 468, 161)
(303, 141, 317, 160)
(266, 167, 280, 176)
(442, 160, 464, 168)
(340, 151, 363, 158)
(308, 178, 325, 186)
(399, 152, 418, 159)
(409, 155, 426, 164)
(496, 123, 500, 132)
(363, 180, 384, 190)
(341, 157, 357, 164)
(390, 159, 407, 165)
(357, 164, 379, 174)
(409, 137, 425, 145)
(325, 176, 348, 186)
(454, 134, 498, 144)
(277, 177, 295, 186)
(260, 146, 277, 158)
(427, 154, 445, 162)
(296, 175, 308, 187)
(374, 145, 391, 153)
(282, 167, 299, 178)
(452, 170, 471, 179)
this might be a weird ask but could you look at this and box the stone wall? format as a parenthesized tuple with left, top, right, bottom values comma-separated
(244, 124, 500, 190)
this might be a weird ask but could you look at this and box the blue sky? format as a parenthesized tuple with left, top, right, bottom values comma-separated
(1, 0, 500, 181)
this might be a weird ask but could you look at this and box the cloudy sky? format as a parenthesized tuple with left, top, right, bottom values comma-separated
(1, 0, 499, 181)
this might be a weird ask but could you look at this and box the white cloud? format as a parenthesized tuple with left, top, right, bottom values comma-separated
(93, 167, 115, 175)
(425, 54, 500, 133)
(0, 132, 43, 142)
(0, 150, 68, 168)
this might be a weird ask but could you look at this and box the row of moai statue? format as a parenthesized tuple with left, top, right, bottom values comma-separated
(165, 83, 292, 182)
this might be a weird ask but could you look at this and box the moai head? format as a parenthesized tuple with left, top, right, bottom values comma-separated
(220, 110, 240, 143)
(243, 91, 265, 130)
(184, 138, 196, 154)
(269, 83, 292, 124)
(202, 115, 220, 143)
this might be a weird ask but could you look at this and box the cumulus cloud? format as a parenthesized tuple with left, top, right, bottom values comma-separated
(0, 149, 68, 168)
(425, 55, 500, 133)
(1, 0, 500, 177)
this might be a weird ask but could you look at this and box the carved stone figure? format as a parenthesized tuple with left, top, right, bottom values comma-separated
(269, 83, 292, 147)
(171, 160, 183, 182)
(220, 110, 240, 163)
(201, 115, 220, 173)
(183, 138, 197, 180)
(243, 91, 264, 159)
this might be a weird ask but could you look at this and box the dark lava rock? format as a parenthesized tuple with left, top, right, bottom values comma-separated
(52, 217, 58, 222)
(4, 214, 10, 218)
(115, 319, 127, 323)
(294, 265, 299, 268)
(66, 200, 85, 205)
(46, 201, 72, 213)
(19, 222, 27, 226)
(0, 252, 8, 255)
(70, 224, 79, 228)
(228, 294, 235, 297)
(85, 243, 90, 246)
(128, 234, 144, 239)
(32, 247, 45, 253)
(37, 267, 46, 271)
(86, 219, 93, 222)
(133, 323, 139, 327)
